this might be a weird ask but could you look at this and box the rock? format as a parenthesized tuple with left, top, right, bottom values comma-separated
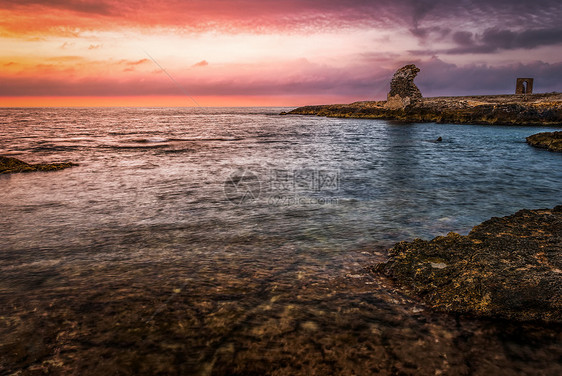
(282, 64, 562, 125)
(385, 64, 422, 109)
(285, 93, 562, 126)
(385, 94, 411, 110)
(526, 131, 562, 152)
(0, 156, 77, 174)
(374, 206, 562, 322)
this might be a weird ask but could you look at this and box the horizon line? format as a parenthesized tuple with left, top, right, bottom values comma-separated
(0, 95, 369, 108)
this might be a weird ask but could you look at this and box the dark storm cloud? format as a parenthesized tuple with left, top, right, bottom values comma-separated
(412, 25, 562, 55)
(452, 31, 474, 46)
(416, 58, 562, 96)
(400, 0, 562, 54)
(442, 27, 562, 54)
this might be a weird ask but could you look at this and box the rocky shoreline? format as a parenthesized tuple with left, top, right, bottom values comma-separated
(526, 131, 562, 152)
(284, 93, 562, 126)
(0, 156, 77, 174)
(374, 206, 562, 322)
(284, 64, 562, 126)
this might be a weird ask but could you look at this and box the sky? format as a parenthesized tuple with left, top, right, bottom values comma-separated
(1, 0, 561, 107)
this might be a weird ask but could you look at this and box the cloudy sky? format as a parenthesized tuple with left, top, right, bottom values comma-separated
(1, 0, 561, 106)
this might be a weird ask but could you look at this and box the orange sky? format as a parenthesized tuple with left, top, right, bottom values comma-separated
(1, 0, 561, 107)
(0, 95, 362, 107)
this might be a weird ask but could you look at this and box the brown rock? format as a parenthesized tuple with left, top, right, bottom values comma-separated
(385, 64, 422, 109)
(375, 206, 562, 322)
(526, 131, 562, 152)
(285, 93, 562, 126)
(0, 156, 77, 174)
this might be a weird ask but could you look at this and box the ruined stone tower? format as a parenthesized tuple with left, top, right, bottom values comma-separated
(516, 78, 533, 94)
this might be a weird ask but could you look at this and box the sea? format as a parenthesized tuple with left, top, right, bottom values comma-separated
(1, 107, 561, 375)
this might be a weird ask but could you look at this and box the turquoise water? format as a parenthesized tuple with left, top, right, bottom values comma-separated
(0, 107, 561, 375)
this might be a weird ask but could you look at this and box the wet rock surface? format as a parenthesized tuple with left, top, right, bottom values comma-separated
(526, 131, 562, 152)
(0, 156, 77, 174)
(375, 206, 562, 322)
(1, 239, 562, 375)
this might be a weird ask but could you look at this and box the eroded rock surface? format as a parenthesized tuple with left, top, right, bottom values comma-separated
(0, 156, 77, 174)
(285, 64, 562, 125)
(526, 131, 562, 152)
(385, 64, 422, 109)
(286, 93, 562, 125)
(375, 206, 562, 322)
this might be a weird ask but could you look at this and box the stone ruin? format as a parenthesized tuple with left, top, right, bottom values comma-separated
(385, 64, 422, 109)
(516, 78, 533, 95)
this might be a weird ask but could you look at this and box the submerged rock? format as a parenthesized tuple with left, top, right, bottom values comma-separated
(0, 156, 77, 174)
(385, 64, 422, 109)
(526, 131, 562, 152)
(375, 206, 562, 322)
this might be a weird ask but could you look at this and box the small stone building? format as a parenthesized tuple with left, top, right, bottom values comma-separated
(516, 78, 533, 94)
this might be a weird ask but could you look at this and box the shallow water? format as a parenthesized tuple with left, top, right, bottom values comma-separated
(1, 107, 561, 375)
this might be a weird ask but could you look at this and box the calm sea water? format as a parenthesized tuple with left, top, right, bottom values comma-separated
(0, 107, 561, 375)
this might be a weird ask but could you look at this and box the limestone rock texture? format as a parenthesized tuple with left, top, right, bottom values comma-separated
(0, 156, 77, 174)
(285, 63, 562, 125)
(526, 131, 562, 152)
(375, 206, 562, 322)
(285, 93, 562, 126)
(385, 64, 422, 109)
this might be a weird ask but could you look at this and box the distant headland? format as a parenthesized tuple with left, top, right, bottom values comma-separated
(0, 156, 77, 174)
(283, 64, 562, 126)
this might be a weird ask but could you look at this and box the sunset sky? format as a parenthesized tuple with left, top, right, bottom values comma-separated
(1, 0, 561, 107)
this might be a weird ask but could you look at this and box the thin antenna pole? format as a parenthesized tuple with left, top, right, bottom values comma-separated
(141, 48, 202, 107)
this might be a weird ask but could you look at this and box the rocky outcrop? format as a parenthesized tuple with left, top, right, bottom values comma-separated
(526, 131, 562, 152)
(385, 64, 422, 109)
(0, 156, 77, 174)
(284, 63, 562, 125)
(374, 206, 562, 322)
(285, 93, 562, 126)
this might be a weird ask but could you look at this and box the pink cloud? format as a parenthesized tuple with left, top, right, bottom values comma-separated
(124, 58, 149, 66)
(2, 0, 560, 37)
(2, 57, 562, 100)
(192, 60, 209, 68)
(2, 0, 562, 104)
(0, 1, 410, 36)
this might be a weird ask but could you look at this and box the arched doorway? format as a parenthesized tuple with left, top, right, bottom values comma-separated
(516, 78, 534, 95)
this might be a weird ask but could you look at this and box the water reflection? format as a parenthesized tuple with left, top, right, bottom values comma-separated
(1, 108, 561, 374)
